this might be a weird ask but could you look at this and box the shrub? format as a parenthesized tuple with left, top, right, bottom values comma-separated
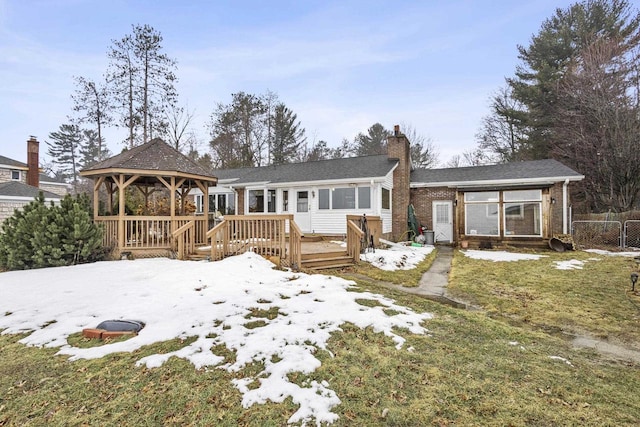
(0, 193, 105, 270)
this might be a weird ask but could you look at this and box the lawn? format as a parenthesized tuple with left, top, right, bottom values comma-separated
(1, 246, 639, 426)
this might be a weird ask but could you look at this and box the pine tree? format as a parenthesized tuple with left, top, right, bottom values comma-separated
(0, 193, 49, 270)
(271, 104, 306, 165)
(353, 123, 390, 156)
(0, 194, 104, 271)
(46, 124, 83, 185)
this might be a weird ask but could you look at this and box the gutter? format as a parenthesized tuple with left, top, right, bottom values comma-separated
(563, 178, 569, 234)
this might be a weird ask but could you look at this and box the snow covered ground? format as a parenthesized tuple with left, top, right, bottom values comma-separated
(360, 240, 434, 270)
(0, 251, 432, 425)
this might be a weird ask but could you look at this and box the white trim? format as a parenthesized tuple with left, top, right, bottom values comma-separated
(0, 195, 61, 202)
(562, 179, 569, 234)
(411, 175, 584, 188)
(0, 164, 27, 170)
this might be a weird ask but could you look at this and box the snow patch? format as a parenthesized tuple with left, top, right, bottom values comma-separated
(0, 252, 431, 425)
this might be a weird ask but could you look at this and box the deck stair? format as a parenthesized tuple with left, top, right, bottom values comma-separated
(300, 250, 355, 270)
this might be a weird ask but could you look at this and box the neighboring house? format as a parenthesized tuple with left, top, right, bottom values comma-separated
(194, 126, 584, 247)
(0, 137, 71, 224)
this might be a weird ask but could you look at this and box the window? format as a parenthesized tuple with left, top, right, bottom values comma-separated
(382, 188, 390, 209)
(297, 191, 309, 213)
(318, 186, 371, 210)
(332, 187, 356, 209)
(319, 189, 330, 210)
(267, 189, 276, 213)
(11, 170, 20, 181)
(195, 195, 204, 213)
(358, 186, 371, 209)
(215, 193, 236, 215)
(248, 190, 264, 213)
(464, 190, 542, 237)
(282, 191, 289, 212)
(248, 189, 276, 213)
(503, 190, 541, 236)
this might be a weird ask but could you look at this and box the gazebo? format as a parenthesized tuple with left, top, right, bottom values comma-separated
(80, 138, 217, 259)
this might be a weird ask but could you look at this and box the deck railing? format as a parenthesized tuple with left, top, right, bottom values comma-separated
(206, 215, 302, 269)
(94, 215, 208, 251)
(346, 219, 364, 263)
(172, 220, 195, 260)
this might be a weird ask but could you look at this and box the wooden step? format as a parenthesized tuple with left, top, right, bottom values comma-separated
(301, 254, 355, 270)
(301, 250, 348, 261)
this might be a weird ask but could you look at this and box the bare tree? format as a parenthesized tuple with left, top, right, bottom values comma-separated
(399, 123, 440, 168)
(554, 37, 640, 212)
(164, 104, 195, 151)
(475, 86, 528, 162)
(71, 76, 112, 158)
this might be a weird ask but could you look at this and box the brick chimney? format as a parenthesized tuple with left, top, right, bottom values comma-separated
(387, 125, 412, 240)
(27, 136, 39, 188)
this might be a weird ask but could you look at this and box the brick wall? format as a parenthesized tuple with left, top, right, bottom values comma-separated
(387, 132, 411, 240)
(410, 187, 456, 229)
(237, 189, 245, 215)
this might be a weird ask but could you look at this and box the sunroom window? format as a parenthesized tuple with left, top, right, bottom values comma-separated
(503, 190, 542, 236)
(464, 191, 499, 236)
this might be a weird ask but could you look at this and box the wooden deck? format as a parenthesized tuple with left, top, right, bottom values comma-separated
(299, 238, 354, 270)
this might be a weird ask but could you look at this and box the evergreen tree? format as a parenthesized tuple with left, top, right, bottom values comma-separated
(79, 129, 111, 169)
(46, 124, 83, 184)
(353, 123, 390, 156)
(507, 0, 640, 159)
(108, 24, 177, 147)
(0, 193, 49, 270)
(0, 194, 105, 270)
(271, 104, 306, 165)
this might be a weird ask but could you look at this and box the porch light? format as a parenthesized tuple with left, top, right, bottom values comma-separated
(312, 191, 315, 198)
(631, 272, 638, 292)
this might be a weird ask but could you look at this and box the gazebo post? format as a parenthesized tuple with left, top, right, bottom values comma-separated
(170, 176, 176, 234)
(118, 174, 126, 253)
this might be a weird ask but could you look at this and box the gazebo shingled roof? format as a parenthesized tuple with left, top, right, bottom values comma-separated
(82, 138, 215, 181)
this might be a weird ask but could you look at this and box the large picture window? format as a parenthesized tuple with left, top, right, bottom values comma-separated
(503, 190, 541, 236)
(464, 190, 542, 237)
(332, 188, 355, 209)
(318, 186, 371, 210)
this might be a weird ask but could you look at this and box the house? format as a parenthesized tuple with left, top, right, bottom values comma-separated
(0, 137, 71, 224)
(194, 126, 584, 247)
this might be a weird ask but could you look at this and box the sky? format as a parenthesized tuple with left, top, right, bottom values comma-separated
(1, 243, 612, 424)
(0, 0, 578, 167)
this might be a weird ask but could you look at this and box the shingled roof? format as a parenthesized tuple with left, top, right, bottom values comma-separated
(214, 155, 398, 185)
(0, 155, 27, 169)
(411, 159, 584, 187)
(0, 181, 62, 199)
(82, 138, 215, 179)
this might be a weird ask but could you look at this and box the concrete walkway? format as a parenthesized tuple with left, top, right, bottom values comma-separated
(342, 245, 471, 309)
(396, 245, 471, 309)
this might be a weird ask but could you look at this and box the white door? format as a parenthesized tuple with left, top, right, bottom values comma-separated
(432, 201, 453, 243)
(294, 190, 311, 232)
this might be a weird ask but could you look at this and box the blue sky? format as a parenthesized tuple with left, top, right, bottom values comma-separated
(0, 0, 576, 167)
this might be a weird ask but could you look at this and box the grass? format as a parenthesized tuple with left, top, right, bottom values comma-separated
(331, 247, 438, 287)
(448, 249, 640, 345)
(1, 248, 640, 426)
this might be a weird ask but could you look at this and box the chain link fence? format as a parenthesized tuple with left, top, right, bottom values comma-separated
(571, 220, 622, 249)
(624, 220, 640, 248)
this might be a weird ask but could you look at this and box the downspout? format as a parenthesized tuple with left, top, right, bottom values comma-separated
(562, 179, 569, 234)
